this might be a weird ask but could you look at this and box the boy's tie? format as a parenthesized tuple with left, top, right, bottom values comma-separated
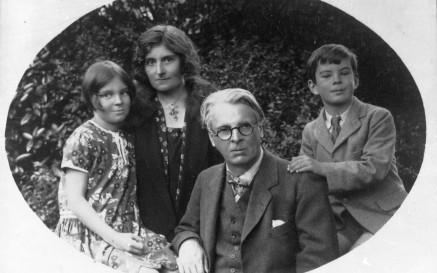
(331, 116, 342, 143)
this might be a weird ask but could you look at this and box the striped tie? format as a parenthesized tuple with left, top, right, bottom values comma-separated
(331, 116, 342, 143)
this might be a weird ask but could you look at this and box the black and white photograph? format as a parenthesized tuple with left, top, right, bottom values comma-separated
(0, 0, 436, 272)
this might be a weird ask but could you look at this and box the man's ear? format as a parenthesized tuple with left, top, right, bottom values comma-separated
(208, 133, 216, 147)
(308, 79, 319, 95)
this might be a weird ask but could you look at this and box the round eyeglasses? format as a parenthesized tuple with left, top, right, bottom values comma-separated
(210, 122, 257, 141)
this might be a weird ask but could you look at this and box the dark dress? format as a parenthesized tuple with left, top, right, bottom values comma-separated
(127, 77, 223, 241)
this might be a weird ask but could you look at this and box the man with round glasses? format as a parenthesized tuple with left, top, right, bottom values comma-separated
(172, 88, 338, 273)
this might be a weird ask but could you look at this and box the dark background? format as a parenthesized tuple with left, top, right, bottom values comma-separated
(5, 0, 425, 229)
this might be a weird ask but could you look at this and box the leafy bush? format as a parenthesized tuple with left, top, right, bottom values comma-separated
(5, 0, 425, 229)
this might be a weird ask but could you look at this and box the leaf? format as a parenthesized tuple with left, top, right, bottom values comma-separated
(20, 93, 29, 102)
(35, 128, 45, 137)
(26, 139, 34, 152)
(16, 153, 32, 162)
(23, 82, 34, 92)
(22, 132, 33, 140)
(20, 113, 33, 126)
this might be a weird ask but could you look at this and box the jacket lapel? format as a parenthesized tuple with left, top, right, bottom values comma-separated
(314, 110, 335, 154)
(334, 97, 364, 149)
(203, 164, 226, 265)
(241, 149, 277, 242)
(184, 110, 210, 180)
(136, 118, 176, 220)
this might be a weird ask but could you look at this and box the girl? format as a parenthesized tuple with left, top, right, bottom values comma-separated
(128, 25, 223, 242)
(55, 61, 177, 273)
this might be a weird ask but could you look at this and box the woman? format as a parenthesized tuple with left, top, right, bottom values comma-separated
(128, 25, 222, 241)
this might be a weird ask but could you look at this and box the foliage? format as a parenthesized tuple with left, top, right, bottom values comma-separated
(5, 0, 425, 229)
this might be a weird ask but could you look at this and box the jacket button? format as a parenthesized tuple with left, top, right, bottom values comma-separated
(234, 246, 240, 250)
(343, 198, 349, 203)
(230, 254, 236, 258)
(230, 268, 236, 273)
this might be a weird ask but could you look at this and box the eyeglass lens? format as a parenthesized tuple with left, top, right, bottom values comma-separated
(217, 123, 254, 140)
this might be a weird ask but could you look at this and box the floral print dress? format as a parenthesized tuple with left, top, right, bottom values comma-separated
(55, 120, 177, 272)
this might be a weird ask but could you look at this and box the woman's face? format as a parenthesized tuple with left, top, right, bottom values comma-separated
(144, 44, 184, 95)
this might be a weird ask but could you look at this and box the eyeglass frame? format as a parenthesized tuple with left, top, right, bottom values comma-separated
(209, 122, 260, 141)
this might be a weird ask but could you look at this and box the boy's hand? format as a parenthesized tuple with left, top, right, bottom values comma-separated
(287, 155, 325, 177)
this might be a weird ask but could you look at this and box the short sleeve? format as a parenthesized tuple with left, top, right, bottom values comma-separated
(61, 127, 94, 173)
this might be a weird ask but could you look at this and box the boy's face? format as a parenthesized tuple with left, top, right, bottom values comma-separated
(308, 58, 358, 113)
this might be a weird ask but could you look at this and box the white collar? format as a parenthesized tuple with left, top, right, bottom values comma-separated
(324, 105, 351, 130)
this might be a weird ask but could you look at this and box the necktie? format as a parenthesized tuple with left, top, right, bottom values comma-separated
(331, 116, 342, 143)
(227, 171, 250, 197)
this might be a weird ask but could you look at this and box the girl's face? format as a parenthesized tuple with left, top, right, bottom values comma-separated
(144, 44, 184, 95)
(93, 76, 131, 131)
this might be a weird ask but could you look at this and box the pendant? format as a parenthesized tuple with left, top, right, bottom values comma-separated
(169, 104, 179, 121)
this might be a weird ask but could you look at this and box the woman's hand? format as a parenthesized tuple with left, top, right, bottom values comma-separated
(109, 232, 145, 255)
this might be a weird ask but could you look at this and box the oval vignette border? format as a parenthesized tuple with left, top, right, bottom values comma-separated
(0, 0, 436, 272)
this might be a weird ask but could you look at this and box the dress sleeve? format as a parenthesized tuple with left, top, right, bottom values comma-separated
(61, 127, 93, 173)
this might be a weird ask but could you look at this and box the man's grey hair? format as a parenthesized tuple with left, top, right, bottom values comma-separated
(200, 88, 265, 130)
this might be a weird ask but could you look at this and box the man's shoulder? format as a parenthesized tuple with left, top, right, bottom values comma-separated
(198, 163, 223, 179)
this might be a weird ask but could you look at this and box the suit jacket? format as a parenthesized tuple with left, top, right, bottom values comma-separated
(173, 149, 339, 273)
(131, 77, 222, 241)
(300, 96, 407, 233)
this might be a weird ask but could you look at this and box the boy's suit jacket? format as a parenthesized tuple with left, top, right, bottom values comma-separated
(173, 149, 339, 273)
(300, 96, 407, 233)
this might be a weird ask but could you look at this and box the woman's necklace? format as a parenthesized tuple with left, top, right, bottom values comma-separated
(163, 90, 185, 121)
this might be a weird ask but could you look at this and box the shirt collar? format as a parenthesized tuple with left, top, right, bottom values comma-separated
(324, 104, 351, 130)
(226, 147, 264, 186)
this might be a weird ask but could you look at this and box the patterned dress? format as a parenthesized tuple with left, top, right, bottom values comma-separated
(55, 120, 177, 272)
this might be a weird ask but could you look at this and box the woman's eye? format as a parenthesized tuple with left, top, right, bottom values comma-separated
(164, 57, 173, 63)
(145, 59, 155, 66)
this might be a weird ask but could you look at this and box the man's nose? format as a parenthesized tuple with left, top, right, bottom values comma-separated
(230, 128, 243, 142)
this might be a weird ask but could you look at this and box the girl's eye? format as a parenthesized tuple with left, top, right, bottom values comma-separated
(321, 74, 331, 78)
(120, 90, 129, 96)
(99, 93, 113, 99)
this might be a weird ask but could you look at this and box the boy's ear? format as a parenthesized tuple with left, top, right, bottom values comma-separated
(308, 80, 319, 95)
(354, 76, 359, 89)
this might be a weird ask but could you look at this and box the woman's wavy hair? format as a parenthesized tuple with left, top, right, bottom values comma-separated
(132, 25, 201, 93)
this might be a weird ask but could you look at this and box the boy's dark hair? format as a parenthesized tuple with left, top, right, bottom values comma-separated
(82, 60, 136, 111)
(307, 44, 358, 83)
(132, 25, 200, 92)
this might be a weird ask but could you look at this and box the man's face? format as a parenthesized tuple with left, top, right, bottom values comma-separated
(308, 58, 358, 114)
(208, 103, 263, 173)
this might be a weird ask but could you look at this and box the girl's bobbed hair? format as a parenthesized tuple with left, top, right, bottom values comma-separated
(82, 60, 136, 110)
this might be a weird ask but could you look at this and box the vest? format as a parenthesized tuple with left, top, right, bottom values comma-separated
(213, 182, 252, 273)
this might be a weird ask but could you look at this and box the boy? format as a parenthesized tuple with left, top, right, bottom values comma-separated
(288, 44, 407, 255)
